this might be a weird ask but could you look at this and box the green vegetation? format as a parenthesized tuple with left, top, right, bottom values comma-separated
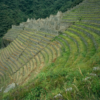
(0, 0, 83, 48)
(0, 0, 100, 99)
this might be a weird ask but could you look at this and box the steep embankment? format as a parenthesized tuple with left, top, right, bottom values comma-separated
(0, 0, 100, 99)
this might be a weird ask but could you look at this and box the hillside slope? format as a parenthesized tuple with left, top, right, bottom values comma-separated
(0, 0, 83, 47)
(0, 0, 100, 99)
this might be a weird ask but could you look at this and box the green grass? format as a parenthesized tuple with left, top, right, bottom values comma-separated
(2, 23, 100, 99)
(1, 0, 100, 99)
(2, 56, 100, 100)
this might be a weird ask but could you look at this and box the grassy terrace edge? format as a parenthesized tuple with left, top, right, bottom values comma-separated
(1, 0, 100, 99)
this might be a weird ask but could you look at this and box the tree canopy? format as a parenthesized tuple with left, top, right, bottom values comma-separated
(0, 0, 83, 39)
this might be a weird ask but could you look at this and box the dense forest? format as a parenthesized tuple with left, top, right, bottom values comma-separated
(0, 0, 83, 47)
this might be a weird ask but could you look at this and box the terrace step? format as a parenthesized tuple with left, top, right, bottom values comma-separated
(69, 25, 96, 62)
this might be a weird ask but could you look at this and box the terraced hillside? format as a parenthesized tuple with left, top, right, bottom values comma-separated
(1, 0, 100, 99)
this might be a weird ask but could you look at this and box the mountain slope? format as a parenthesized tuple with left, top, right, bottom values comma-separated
(0, 0, 83, 47)
(0, 0, 100, 99)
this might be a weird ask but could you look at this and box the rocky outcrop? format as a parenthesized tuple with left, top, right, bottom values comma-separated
(3, 83, 16, 93)
(0, 83, 18, 93)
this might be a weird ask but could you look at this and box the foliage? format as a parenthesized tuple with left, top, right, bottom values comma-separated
(2, 49, 100, 100)
(2, 0, 100, 100)
(0, 0, 83, 46)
